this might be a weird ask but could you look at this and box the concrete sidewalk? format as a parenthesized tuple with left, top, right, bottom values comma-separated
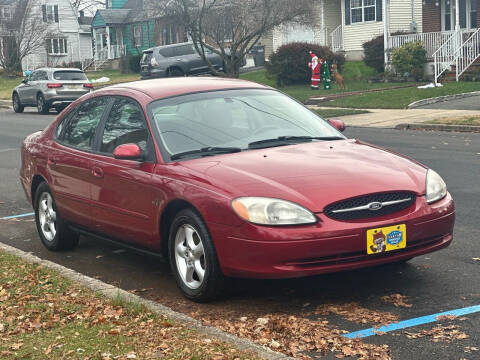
(311, 106, 480, 128)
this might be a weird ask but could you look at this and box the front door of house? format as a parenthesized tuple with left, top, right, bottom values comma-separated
(442, 0, 478, 31)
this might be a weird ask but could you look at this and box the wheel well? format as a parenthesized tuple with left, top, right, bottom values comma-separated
(159, 199, 195, 258)
(31, 175, 46, 205)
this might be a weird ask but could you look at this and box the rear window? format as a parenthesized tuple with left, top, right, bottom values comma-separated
(142, 51, 153, 62)
(53, 71, 87, 81)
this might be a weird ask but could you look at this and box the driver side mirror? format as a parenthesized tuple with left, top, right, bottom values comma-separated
(328, 119, 346, 132)
(22, 79, 28, 84)
(113, 143, 144, 161)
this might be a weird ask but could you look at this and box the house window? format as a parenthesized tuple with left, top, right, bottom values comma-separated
(133, 25, 143, 46)
(0, 6, 12, 19)
(471, 0, 477, 28)
(351, 0, 376, 23)
(47, 38, 68, 55)
(42, 4, 58, 23)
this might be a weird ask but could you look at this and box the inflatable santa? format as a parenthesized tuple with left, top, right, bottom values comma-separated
(308, 51, 322, 90)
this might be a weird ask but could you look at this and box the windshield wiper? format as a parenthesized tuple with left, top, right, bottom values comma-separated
(170, 147, 242, 160)
(248, 136, 345, 149)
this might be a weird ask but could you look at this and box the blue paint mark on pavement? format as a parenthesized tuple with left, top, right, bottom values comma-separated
(1, 212, 35, 220)
(344, 304, 480, 339)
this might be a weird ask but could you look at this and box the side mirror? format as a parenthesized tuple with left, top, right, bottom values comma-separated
(328, 119, 346, 132)
(113, 143, 144, 161)
(22, 79, 28, 84)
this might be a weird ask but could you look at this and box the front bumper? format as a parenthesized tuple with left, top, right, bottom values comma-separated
(211, 193, 455, 278)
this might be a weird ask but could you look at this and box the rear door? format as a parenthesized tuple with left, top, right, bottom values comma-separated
(49, 96, 110, 228)
(89, 96, 159, 248)
(175, 44, 205, 74)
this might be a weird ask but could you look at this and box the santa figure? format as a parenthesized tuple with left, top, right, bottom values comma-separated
(308, 51, 322, 90)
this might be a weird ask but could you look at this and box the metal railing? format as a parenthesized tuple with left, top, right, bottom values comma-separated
(96, 45, 125, 61)
(433, 30, 463, 85)
(331, 25, 343, 53)
(455, 28, 480, 81)
(389, 31, 456, 59)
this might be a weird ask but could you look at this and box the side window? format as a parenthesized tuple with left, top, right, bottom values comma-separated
(55, 108, 77, 139)
(30, 71, 39, 81)
(37, 71, 48, 81)
(174, 45, 195, 56)
(159, 47, 175, 57)
(100, 98, 149, 155)
(62, 97, 108, 150)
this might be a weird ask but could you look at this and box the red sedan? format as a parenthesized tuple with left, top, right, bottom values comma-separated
(20, 78, 455, 301)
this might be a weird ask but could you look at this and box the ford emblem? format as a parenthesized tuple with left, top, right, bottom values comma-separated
(368, 202, 383, 211)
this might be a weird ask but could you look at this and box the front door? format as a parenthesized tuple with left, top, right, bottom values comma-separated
(442, 0, 478, 31)
(89, 96, 159, 248)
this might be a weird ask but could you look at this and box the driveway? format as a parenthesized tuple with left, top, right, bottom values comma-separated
(415, 94, 480, 110)
(1, 108, 480, 359)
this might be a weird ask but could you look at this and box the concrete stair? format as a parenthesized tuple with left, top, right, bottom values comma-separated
(442, 59, 480, 82)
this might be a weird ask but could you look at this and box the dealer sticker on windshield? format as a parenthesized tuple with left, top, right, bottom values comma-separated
(367, 224, 407, 254)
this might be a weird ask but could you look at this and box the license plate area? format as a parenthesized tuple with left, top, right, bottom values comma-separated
(64, 84, 82, 89)
(367, 224, 406, 254)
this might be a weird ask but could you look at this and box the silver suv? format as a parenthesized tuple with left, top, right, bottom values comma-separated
(140, 42, 224, 79)
(12, 68, 93, 114)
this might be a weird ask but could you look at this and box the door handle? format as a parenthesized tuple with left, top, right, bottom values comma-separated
(92, 166, 104, 178)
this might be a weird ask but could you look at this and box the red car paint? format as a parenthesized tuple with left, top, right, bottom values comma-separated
(20, 78, 455, 279)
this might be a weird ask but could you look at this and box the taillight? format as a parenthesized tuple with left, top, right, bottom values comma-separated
(47, 83, 62, 88)
(83, 83, 93, 89)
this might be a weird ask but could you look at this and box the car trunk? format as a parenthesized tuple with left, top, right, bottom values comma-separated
(52, 71, 90, 97)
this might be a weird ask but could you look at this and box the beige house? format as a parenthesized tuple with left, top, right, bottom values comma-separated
(262, 0, 480, 83)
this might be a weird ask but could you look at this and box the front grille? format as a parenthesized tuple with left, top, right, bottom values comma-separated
(324, 192, 416, 220)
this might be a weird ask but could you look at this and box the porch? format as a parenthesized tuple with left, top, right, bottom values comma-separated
(93, 26, 126, 61)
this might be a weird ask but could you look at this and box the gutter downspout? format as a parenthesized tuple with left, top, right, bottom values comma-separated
(383, 0, 388, 68)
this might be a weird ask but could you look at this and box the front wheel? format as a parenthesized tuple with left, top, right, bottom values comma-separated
(12, 93, 24, 113)
(168, 209, 224, 302)
(36, 93, 49, 114)
(34, 182, 79, 251)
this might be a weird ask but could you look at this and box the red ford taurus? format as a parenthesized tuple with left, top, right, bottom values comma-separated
(20, 78, 455, 301)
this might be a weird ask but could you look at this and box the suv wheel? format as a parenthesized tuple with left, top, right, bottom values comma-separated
(12, 93, 24, 113)
(169, 209, 224, 302)
(34, 182, 79, 251)
(168, 68, 184, 77)
(37, 93, 49, 114)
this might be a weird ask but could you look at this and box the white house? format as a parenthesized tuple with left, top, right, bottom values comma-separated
(263, 0, 480, 83)
(21, 0, 93, 71)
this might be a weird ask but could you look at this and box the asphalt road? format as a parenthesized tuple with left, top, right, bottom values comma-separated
(417, 94, 480, 110)
(1, 108, 479, 360)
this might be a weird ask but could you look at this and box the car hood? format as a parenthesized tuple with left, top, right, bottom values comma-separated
(179, 140, 428, 212)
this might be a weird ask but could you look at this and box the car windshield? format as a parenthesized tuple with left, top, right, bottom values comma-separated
(53, 71, 88, 81)
(148, 89, 346, 160)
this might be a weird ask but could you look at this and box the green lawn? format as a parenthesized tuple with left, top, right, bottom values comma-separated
(315, 108, 369, 118)
(323, 82, 480, 109)
(239, 69, 415, 103)
(425, 115, 480, 126)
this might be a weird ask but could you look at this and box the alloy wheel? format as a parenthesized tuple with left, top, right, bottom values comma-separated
(37, 95, 44, 113)
(38, 192, 57, 242)
(174, 224, 206, 289)
(13, 94, 19, 111)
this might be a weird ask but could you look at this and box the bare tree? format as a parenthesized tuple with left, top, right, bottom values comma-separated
(0, 0, 54, 75)
(70, 0, 105, 15)
(160, 0, 314, 78)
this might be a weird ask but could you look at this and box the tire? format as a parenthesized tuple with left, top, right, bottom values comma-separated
(36, 93, 49, 114)
(34, 182, 79, 251)
(168, 68, 184, 77)
(12, 93, 24, 113)
(168, 208, 224, 302)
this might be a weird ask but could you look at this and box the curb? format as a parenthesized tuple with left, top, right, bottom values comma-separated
(305, 84, 420, 105)
(395, 123, 480, 132)
(0, 241, 292, 360)
(408, 91, 480, 108)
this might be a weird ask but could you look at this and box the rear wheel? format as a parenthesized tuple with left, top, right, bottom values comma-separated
(168, 68, 184, 77)
(12, 93, 24, 113)
(36, 93, 49, 114)
(34, 182, 79, 251)
(168, 209, 224, 302)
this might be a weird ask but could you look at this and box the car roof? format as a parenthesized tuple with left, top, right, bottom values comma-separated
(34, 68, 84, 72)
(96, 77, 271, 100)
(144, 42, 192, 53)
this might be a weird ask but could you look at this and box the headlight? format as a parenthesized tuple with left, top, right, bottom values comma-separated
(231, 197, 317, 225)
(426, 169, 447, 204)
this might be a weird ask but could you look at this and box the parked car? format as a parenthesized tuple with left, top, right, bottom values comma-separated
(12, 68, 93, 114)
(140, 42, 228, 79)
(20, 77, 455, 302)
